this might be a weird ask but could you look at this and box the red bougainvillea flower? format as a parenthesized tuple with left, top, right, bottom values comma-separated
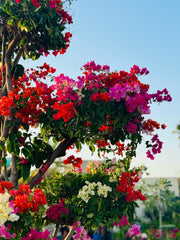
(0, 91, 15, 116)
(52, 102, 77, 122)
(91, 92, 110, 102)
(116, 142, 125, 156)
(161, 124, 167, 129)
(85, 121, 92, 127)
(0, 181, 14, 193)
(143, 119, 160, 132)
(96, 138, 110, 148)
(117, 171, 146, 202)
(99, 125, 109, 131)
(64, 155, 83, 168)
(9, 183, 47, 214)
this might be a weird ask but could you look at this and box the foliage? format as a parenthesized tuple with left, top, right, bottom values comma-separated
(40, 158, 146, 229)
(0, 0, 72, 61)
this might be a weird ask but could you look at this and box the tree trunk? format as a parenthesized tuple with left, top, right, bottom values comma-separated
(10, 155, 18, 186)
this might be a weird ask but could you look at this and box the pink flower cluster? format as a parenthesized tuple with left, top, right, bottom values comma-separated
(0, 225, 16, 239)
(46, 199, 69, 221)
(113, 215, 129, 227)
(126, 224, 141, 238)
(51, 74, 80, 102)
(73, 222, 91, 240)
(22, 228, 57, 240)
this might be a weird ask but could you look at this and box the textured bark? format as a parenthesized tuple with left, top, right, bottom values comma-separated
(5, 33, 21, 91)
(10, 155, 18, 186)
(28, 137, 76, 189)
(0, 168, 11, 180)
(13, 45, 24, 66)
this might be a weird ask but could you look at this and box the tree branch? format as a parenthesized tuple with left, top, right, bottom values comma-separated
(28, 137, 76, 189)
(0, 167, 11, 181)
(1, 26, 6, 87)
(13, 45, 24, 67)
(5, 33, 21, 92)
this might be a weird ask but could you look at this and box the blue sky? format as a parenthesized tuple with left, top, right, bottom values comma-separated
(23, 0, 180, 177)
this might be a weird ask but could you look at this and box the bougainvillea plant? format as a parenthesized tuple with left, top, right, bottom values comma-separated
(0, 0, 173, 239)
(40, 158, 146, 230)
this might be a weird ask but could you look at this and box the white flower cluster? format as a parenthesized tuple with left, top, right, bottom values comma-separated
(0, 191, 19, 226)
(77, 181, 112, 203)
(109, 174, 118, 182)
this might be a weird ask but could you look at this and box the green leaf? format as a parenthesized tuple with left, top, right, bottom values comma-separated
(12, 64, 24, 80)
(1, 157, 6, 166)
(0, 140, 5, 151)
(89, 144, 95, 154)
(21, 122, 29, 131)
(21, 165, 31, 181)
(68, 129, 74, 139)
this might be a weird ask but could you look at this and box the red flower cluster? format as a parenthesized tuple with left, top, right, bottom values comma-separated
(9, 184, 47, 214)
(91, 92, 110, 102)
(96, 138, 110, 148)
(143, 119, 160, 132)
(117, 171, 146, 202)
(116, 141, 125, 156)
(85, 121, 92, 127)
(0, 91, 16, 116)
(52, 101, 77, 122)
(63, 155, 83, 168)
(15, 0, 41, 7)
(46, 198, 69, 222)
(99, 124, 109, 131)
(13, 65, 55, 126)
(0, 181, 14, 193)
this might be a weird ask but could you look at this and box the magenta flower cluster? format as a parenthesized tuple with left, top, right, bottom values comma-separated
(22, 228, 57, 240)
(0, 225, 16, 239)
(126, 121, 138, 134)
(73, 225, 91, 240)
(126, 224, 141, 237)
(146, 134, 163, 160)
(46, 200, 69, 221)
(113, 215, 129, 227)
(151, 88, 172, 102)
(83, 61, 110, 72)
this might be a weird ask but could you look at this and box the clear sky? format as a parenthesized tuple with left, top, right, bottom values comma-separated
(23, 0, 180, 177)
